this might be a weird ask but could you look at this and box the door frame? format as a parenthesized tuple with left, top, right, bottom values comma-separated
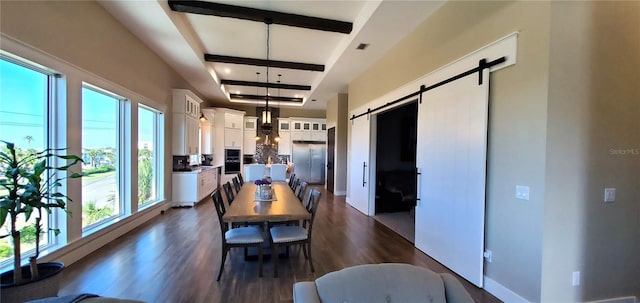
(326, 127, 336, 193)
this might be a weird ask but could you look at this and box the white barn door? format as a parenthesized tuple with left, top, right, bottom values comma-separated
(347, 115, 371, 215)
(415, 69, 490, 287)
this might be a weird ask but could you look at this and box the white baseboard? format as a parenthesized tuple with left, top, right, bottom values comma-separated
(333, 190, 347, 196)
(483, 276, 530, 303)
(587, 296, 638, 303)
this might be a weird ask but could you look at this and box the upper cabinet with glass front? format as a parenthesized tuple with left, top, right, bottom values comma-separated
(172, 89, 203, 155)
(289, 117, 326, 142)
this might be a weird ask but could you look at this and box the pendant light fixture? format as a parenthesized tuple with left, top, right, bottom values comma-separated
(260, 18, 273, 135)
(255, 71, 261, 141)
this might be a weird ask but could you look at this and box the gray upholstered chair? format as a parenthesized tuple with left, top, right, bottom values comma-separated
(270, 188, 321, 277)
(293, 263, 474, 303)
(212, 189, 264, 280)
(270, 163, 288, 181)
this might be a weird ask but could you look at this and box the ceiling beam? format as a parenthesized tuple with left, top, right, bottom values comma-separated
(221, 79, 311, 91)
(230, 94, 303, 103)
(205, 54, 324, 72)
(168, 1, 353, 34)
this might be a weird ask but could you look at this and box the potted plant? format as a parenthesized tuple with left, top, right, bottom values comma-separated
(0, 140, 83, 302)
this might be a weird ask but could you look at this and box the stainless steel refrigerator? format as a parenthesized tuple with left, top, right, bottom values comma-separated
(292, 142, 326, 184)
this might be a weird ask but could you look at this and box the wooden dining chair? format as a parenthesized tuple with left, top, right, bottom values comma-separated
(223, 181, 235, 205)
(237, 173, 244, 186)
(269, 188, 321, 278)
(232, 176, 241, 193)
(291, 178, 300, 193)
(296, 181, 308, 202)
(212, 189, 264, 280)
(288, 173, 296, 188)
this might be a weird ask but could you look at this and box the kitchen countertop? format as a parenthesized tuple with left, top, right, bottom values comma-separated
(173, 164, 222, 174)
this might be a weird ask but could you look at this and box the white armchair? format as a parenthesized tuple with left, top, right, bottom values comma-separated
(270, 164, 287, 181)
(245, 164, 267, 181)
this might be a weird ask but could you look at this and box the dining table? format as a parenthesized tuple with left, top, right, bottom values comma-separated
(222, 182, 311, 224)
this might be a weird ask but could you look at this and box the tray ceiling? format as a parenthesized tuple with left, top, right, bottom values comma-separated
(98, 0, 445, 110)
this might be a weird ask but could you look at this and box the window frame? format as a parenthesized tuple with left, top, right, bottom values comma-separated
(0, 52, 62, 265)
(137, 103, 164, 208)
(80, 83, 129, 233)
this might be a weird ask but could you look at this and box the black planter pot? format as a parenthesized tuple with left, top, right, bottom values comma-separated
(1, 261, 65, 303)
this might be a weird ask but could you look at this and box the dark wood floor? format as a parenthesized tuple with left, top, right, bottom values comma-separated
(59, 187, 501, 303)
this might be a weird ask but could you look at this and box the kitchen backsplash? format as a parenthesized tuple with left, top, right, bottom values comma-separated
(255, 144, 289, 164)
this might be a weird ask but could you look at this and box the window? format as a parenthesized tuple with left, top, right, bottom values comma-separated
(138, 105, 163, 207)
(0, 54, 57, 264)
(81, 84, 125, 229)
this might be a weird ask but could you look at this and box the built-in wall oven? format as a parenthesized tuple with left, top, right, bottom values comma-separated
(224, 149, 241, 174)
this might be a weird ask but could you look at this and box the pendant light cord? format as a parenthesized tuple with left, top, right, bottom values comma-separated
(265, 21, 271, 110)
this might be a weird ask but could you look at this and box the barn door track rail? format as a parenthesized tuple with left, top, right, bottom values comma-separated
(350, 56, 506, 121)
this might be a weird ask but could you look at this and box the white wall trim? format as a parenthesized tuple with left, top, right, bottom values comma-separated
(483, 276, 530, 303)
(334, 190, 347, 196)
(587, 297, 639, 303)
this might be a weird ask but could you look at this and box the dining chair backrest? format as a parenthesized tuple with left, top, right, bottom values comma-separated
(237, 173, 244, 186)
(223, 181, 235, 205)
(296, 181, 308, 202)
(211, 189, 227, 233)
(270, 164, 287, 182)
(288, 173, 296, 188)
(292, 178, 300, 192)
(232, 177, 241, 193)
(306, 189, 322, 234)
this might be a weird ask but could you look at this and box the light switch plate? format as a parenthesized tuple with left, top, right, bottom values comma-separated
(604, 188, 616, 203)
(516, 185, 530, 200)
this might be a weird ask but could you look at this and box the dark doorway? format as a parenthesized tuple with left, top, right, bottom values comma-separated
(373, 101, 418, 242)
(326, 127, 335, 193)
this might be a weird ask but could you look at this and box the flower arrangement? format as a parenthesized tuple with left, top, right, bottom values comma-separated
(254, 178, 271, 186)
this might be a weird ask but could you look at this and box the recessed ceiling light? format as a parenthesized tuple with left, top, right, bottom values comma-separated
(224, 68, 231, 74)
(356, 43, 369, 50)
(294, 94, 300, 98)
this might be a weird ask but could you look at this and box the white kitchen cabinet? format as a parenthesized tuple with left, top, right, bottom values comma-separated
(172, 166, 219, 207)
(243, 130, 256, 154)
(289, 118, 326, 142)
(278, 131, 291, 155)
(278, 119, 290, 132)
(311, 129, 326, 141)
(224, 112, 243, 129)
(224, 128, 242, 148)
(243, 116, 258, 155)
(172, 89, 203, 155)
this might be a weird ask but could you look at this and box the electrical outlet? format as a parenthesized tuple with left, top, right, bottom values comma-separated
(604, 188, 616, 203)
(483, 250, 492, 263)
(572, 271, 580, 286)
(516, 185, 530, 200)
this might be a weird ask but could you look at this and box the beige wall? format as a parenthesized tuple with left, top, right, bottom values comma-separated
(348, 1, 550, 301)
(543, 1, 640, 301)
(326, 94, 348, 194)
(1, 0, 194, 261)
(348, 0, 639, 301)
